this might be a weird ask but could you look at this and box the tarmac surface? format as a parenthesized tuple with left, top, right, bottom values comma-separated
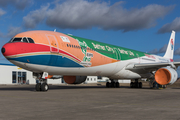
(0, 83, 180, 120)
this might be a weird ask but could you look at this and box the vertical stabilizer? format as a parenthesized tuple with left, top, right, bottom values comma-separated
(163, 30, 175, 59)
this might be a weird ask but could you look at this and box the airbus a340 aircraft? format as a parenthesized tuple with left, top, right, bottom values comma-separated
(1, 30, 180, 91)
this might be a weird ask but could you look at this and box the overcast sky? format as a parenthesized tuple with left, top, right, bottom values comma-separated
(1, 0, 180, 63)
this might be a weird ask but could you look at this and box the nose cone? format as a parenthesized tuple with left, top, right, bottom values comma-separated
(1, 43, 16, 57)
(1, 47, 5, 53)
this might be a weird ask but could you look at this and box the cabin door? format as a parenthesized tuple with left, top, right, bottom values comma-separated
(46, 35, 59, 66)
(114, 48, 121, 60)
(46, 35, 59, 53)
(136, 53, 141, 63)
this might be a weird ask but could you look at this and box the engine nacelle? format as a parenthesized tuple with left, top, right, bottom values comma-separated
(63, 76, 87, 84)
(155, 67, 178, 85)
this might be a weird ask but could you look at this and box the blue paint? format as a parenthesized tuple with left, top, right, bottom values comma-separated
(8, 55, 83, 68)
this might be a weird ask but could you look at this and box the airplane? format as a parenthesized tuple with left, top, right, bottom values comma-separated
(1, 30, 180, 91)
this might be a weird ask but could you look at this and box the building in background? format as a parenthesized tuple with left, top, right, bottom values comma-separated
(0, 63, 62, 85)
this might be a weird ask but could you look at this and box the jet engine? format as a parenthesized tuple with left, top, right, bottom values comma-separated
(63, 76, 87, 84)
(155, 67, 178, 85)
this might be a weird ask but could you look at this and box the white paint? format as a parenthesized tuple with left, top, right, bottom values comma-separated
(60, 36, 70, 43)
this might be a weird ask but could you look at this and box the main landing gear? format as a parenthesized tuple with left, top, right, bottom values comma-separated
(130, 79, 142, 88)
(35, 79, 49, 91)
(150, 80, 166, 89)
(106, 80, 120, 88)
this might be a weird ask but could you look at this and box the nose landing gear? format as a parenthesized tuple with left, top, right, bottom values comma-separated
(35, 79, 49, 91)
(33, 72, 49, 92)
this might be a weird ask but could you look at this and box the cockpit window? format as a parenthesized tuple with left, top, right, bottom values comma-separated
(9, 37, 35, 43)
(27, 38, 35, 43)
(8, 38, 14, 43)
(23, 38, 28, 43)
(12, 38, 22, 42)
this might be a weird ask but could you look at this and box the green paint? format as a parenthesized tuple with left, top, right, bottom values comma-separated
(76, 39, 91, 62)
(68, 35, 147, 61)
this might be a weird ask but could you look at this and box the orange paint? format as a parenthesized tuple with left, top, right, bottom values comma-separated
(155, 68, 171, 85)
(14, 30, 118, 67)
(63, 76, 76, 84)
(47, 75, 53, 79)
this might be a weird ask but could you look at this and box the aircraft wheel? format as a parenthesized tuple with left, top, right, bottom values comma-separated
(135, 82, 139, 88)
(41, 83, 49, 91)
(153, 82, 159, 89)
(115, 82, 119, 88)
(130, 82, 134, 88)
(106, 82, 110, 88)
(35, 83, 41, 91)
(162, 85, 166, 89)
(139, 82, 142, 88)
(111, 82, 115, 88)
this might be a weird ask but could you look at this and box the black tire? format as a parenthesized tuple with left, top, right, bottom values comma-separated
(35, 83, 41, 91)
(162, 85, 166, 89)
(115, 82, 119, 88)
(41, 83, 48, 91)
(135, 82, 139, 88)
(106, 82, 110, 88)
(111, 82, 115, 88)
(153, 82, 155, 88)
(130, 82, 134, 88)
(139, 82, 142, 88)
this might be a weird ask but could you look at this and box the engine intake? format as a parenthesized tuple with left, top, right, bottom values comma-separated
(63, 76, 87, 84)
(155, 67, 178, 85)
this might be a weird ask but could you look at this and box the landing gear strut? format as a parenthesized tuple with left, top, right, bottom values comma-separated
(33, 72, 49, 92)
(149, 80, 166, 89)
(106, 80, 120, 88)
(130, 79, 142, 88)
(35, 79, 49, 91)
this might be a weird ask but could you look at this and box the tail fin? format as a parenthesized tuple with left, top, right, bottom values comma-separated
(163, 30, 175, 59)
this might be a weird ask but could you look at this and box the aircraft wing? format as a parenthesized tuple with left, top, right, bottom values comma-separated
(125, 62, 180, 73)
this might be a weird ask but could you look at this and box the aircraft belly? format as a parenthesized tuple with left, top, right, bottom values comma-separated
(45, 62, 121, 76)
(9, 55, 142, 78)
(10, 60, 122, 76)
(109, 58, 141, 79)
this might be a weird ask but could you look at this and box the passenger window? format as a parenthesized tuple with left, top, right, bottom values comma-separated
(23, 38, 28, 43)
(27, 38, 35, 43)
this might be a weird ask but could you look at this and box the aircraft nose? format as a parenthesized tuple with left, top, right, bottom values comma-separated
(1, 43, 16, 57)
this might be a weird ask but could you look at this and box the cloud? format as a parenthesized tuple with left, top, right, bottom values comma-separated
(149, 44, 167, 54)
(23, 0, 174, 31)
(0, 8, 6, 17)
(159, 44, 167, 53)
(175, 48, 180, 55)
(6, 27, 22, 38)
(0, 27, 22, 38)
(174, 58, 180, 62)
(23, 4, 50, 28)
(148, 48, 159, 54)
(0, 0, 33, 10)
(150, 45, 180, 56)
(158, 17, 180, 33)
